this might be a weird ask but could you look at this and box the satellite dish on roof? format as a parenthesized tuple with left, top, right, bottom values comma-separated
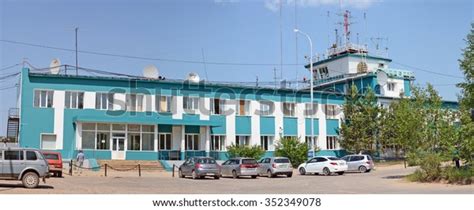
(143, 65, 159, 79)
(50, 58, 61, 74)
(186, 72, 200, 83)
(377, 70, 388, 86)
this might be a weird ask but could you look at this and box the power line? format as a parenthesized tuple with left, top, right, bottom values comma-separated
(392, 61, 463, 79)
(0, 84, 18, 91)
(0, 39, 301, 66)
(0, 63, 21, 71)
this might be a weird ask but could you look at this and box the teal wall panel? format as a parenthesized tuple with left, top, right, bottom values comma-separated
(126, 151, 158, 160)
(326, 119, 340, 136)
(260, 116, 275, 135)
(235, 116, 251, 135)
(283, 117, 297, 136)
(210, 115, 226, 134)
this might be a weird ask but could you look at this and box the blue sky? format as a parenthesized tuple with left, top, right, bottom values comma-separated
(0, 0, 472, 135)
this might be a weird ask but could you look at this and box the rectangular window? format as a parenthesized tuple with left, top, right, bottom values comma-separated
(142, 129, 154, 151)
(237, 100, 250, 116)
(236, 136, 250, 146)
(159, 133, 172, 150)
(388, 82, 396, 91)
(183, 96, 199, 113)
(185, 134, 199, 150)
(96, 131, 110, 150)
(305, 136, 317, 149)
(260, 136, 274, 151)
(41, 134, 56, 150)
(283, 102, 296, 117)
(210, 135, 226, 151)
(95, 93, 114, 110)
(26, 151, 37, 161)
(305, 103, 318, 117)
(211, 98, 225, 115)
(34, 90, 54, 108)
(4, 150, 23, 160)
(65, 91, 84, 109)
(128, 132, 141, 151)
(156, 95, 172, 113)
(325, 104, 337, 119)
(126, 94, 144, 112)
(82, 131, 95, 149)
(319, 67, 329, 78)
(259, 101, 273, 116)
(326, 136, 338, 150)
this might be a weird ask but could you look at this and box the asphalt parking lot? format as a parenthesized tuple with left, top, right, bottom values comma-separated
(0, 164, 472, 194)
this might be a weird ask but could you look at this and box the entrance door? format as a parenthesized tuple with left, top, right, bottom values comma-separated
(111, 134, 126, 160)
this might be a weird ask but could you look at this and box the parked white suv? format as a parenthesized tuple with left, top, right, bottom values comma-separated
(0, 147, 50, 188)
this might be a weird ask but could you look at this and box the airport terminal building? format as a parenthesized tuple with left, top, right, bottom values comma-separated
(16, 44, 435, 161)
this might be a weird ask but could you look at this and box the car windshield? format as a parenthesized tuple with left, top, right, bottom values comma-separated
(242, 159, 257, 164)
(327, 157, 341, 160)
(43, 154, 59, 160)
(274, 158, 290, 163)
(197, 158, 216, 164)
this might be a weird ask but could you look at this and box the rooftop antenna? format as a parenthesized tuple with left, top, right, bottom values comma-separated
(294, 0, 299, 89)
(256, 76, 259, 87)
(201, 48, 209, 81)
(279, 0, 283, 80)
(75, 27, 79, 76)
(273, 67, 277, 89)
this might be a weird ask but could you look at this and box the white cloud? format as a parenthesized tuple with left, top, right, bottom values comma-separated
(264, 0, 380, 12)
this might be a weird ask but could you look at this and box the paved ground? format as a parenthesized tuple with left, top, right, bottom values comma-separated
(0, 164, 472, 194)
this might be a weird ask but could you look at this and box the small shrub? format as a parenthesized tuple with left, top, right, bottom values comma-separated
(226, 144, 265, 160)
(407, 153, 442, 182)
(274, 137, 311, 168)
(443, 166, 473, 185)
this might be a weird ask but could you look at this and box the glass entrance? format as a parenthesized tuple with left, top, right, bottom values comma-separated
(111, 133, 126, 160)
(112, 137, 125, 151)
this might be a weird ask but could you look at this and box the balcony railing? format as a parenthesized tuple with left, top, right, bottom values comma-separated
(382, 68, 415, 79)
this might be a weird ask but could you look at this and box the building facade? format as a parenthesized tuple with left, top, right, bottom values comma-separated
(18, 68, 347, 161)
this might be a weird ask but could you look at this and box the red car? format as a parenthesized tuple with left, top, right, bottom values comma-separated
(42, 151, 63, 177)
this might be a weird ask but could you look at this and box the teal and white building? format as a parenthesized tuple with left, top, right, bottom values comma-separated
(17, 43, 453, 161)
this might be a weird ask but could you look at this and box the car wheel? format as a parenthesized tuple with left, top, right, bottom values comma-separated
(267, 170, 273, 178)
(232, 170, 238, 179)
(322, 167, 331, 176)
(251, 175, 257, 179)
(22, 172, 39, 189)
(359, 166, 367, 173)
(337, 171, 344, 175)
(178, 169, 185, 178)
(299, 167, 306, 175)
(192, 170, 198, 180)
(214, 175, 220, 180)
(287, 173, 293, 178)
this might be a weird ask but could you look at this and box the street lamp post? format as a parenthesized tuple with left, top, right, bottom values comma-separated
(294, 29, 315, 157)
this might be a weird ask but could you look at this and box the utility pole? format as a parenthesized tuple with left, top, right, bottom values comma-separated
(75, 27, 79, 76)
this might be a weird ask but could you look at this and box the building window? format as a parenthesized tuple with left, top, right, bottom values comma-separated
(387, 82, 396, 91)
(259, 101, 273, 116)
(237, 100, 250, 116)
(185, 134, 199, 150)
(211, 135, 226, 151)
(96, 123, 110, 150)
(183, 96, 199, 113)
(126, 94, 144, 112)
(260, 136, 274, 151)
(156, 95, 172, 113)
(319, 67, 329, 78)
(236, 136, 250, 146)
(283, 102, 296, 117)
(325, 104, 338, 119)
(34, 90, 54, 108)
(96, 93, 114, 110)
(304, 103, 318, 117)
(65, 91, 84, 109)
(211, 98, 225, 115)
(326, 136, 338, 150)
(142, 125, 154, 151)
(159, 133, 172, 150)
(41, 134, 57, 150)
(127, 128, 141, 151)
(305, 136, 317, 149)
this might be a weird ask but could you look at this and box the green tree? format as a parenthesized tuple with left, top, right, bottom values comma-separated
(226, 144, 265, 160)
(456, 23, 474, 163)
(274, 136, 313, 168)
(339, 85, 381, 155)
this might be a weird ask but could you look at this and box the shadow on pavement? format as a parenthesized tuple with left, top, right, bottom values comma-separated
(383, 175, 407, 179)
(0, 183, 54, 190)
